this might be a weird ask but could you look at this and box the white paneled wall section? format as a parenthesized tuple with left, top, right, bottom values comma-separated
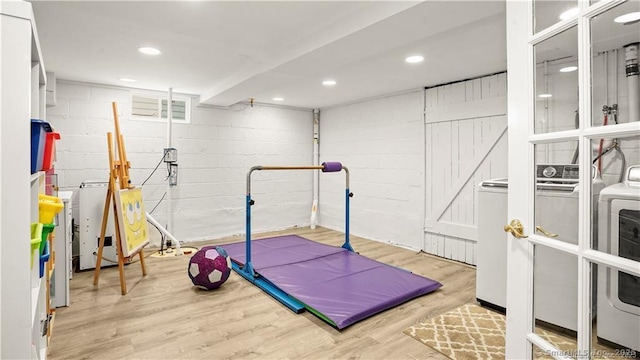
(47, 81, 313, 244)
(423, 73, 508, 265)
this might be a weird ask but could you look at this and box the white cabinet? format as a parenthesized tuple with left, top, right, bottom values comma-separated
(1, 2, 48, 358)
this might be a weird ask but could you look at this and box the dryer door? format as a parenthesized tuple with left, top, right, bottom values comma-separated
(610, 199, 640, 315)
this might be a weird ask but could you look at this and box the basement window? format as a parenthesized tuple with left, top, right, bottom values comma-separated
(131, 93, 191, 123)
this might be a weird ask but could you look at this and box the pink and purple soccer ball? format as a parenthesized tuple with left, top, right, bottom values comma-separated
(188, 246, 232, 290)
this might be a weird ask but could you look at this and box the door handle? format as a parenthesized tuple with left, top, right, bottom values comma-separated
(504, 219, 528, 238)
(535, 225, 558, 238)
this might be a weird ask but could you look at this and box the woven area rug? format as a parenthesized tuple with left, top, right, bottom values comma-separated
(403, 304, 628, 360)
(404, 304, 505, 359)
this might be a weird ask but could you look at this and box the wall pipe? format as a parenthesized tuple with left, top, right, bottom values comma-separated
(543, 60, 549, 134)
(166, 88, 174, 251)
(310, 109, 319, 229)
(167, 88, 173, 148)
(543, 60, 550, 162)
(624, 43, 639, 123)
(604, 50, 609, 106)
(596, 52, 610, 173)
(146, 211, 181, 254)
(597, 109, 608, 174)
(613, 49, 619, 104)
(571, 110, 580, 164)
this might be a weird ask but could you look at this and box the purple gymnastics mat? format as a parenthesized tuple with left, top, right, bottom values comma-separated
(221, 235, 442, 329)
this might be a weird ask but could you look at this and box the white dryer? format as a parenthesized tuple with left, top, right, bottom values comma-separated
(597, 165, 640, 352)
(477, 164, 603, 332)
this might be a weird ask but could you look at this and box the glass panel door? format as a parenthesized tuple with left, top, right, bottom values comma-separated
(506, 0, 640, 358)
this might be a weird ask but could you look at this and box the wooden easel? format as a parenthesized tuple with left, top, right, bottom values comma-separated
(93, 102, 147, 295)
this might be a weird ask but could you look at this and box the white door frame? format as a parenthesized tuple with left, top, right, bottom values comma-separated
(505, 1, 534, 357)
(505, 0, 640, 358)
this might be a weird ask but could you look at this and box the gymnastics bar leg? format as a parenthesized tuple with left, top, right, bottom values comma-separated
(231, 262, 305, 313)
(341, 167, 354, 252)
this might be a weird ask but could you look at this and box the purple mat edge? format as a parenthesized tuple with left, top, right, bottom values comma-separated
(257, 249, 443, 329)
(217, 235, 443, 329)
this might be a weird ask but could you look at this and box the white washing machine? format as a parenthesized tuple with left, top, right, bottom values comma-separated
(597, 165, 640, 352)
(477, 164, 603, 332)
(477, 178, 508, 310)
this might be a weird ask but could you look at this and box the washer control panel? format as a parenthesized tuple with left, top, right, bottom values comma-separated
(537, 164, 579, 181)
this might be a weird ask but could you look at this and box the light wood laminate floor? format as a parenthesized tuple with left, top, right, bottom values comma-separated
(48, 227, 476, 359)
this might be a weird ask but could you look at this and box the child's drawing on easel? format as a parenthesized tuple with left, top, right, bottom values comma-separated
(115, 188, 149, 257)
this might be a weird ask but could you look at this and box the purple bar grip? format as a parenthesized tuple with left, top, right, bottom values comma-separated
(322, 162, 342, 172)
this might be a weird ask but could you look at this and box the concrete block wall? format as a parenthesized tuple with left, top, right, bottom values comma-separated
(318, 90, 425, 250)
(536, 52, 640, 186)
(317, 77, 508, 260)
(592, 51, 640, 185)
(47, 81, 313, 244)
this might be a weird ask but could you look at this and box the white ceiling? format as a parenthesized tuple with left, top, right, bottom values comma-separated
(31, 1, 507, 109)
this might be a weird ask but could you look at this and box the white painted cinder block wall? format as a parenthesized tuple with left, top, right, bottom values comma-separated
(318, 90, 425, 250)
(536, 52, 640, 186)
(47, 81, 313, 245)
(318, 74, 508, 265)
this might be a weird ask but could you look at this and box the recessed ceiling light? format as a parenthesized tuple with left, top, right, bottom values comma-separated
(559, 7, 579, 21)
(559, 66, 578, 73)
(614, 12, 640, 25)
(538, 93, 553, 98)
(138, 47, 161, 55)
(273, 97, 284, 101)
(322, 80, 337, 86)
(405, 55, 424, 64)
(120, 78, 136, 82)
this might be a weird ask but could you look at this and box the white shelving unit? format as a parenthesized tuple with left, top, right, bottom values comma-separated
(52, 191, 73, 308)
(30, 173, 44, 326)
(31, 172, 48, 359)
(1, 2, 48, 359)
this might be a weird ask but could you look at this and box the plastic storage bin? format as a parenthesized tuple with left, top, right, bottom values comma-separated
(39, 194, 63, 224)
(31, 119, 52, 174)
(41, 223, 55, 255)
(31, 223, 43, 269)
(42, 132, 60, 171)
(39, 240, 50, 278)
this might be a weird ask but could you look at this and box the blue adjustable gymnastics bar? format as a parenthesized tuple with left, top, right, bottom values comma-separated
(234, 162, 352, 312)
